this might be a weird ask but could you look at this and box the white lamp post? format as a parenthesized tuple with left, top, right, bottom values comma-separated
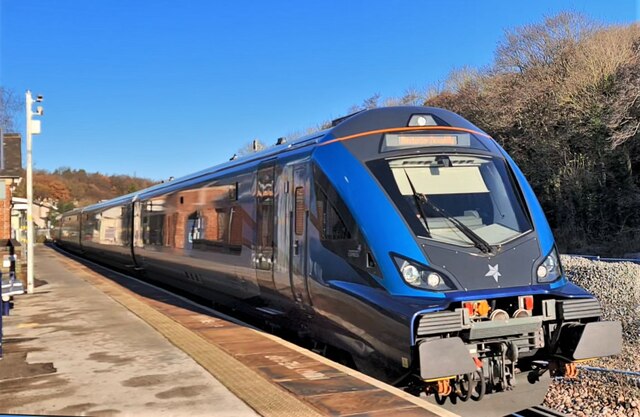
(25, 90, 43, 294)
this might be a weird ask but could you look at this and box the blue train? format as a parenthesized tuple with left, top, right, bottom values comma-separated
(56, 107, 621, 415)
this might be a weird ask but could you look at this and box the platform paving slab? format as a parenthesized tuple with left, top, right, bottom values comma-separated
(0, 246, 258, 417)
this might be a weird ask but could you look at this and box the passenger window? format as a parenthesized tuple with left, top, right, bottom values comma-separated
(142, 199, 165, 246)
(177, 180, 242, 254)
(216, 208, 229, 241)
(187, 211, 205, 243)
(295, 187, 305, 236)
(257, 165, 275, 248)
(258, 201, 273, 247)
(256, 164, 275, 270)
(229, 206, 243, 246)
(121, 206, 131, 245)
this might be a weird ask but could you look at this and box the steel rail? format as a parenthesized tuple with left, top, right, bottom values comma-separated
(510, 405, 568, 416)
(576, 365, 640, 380)
(563, 254, 640, 264)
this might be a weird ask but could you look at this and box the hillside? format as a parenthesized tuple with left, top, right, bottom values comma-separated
(423, 16, 639, 255)
(13, 167, 157, 213)
(334, 14, 640, 256)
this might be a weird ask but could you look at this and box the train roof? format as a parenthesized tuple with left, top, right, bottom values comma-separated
(78, 106, 491, 213)
(59, 208, 82, 218)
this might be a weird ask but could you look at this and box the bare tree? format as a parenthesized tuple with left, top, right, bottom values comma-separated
(604, 29, 640, 148)
(383, 87, 428, 107)
(347, 93, 381, 114)
(444, 67, 483, 93)
(0, 87, 20, 132)
(495, 12, 598, 74)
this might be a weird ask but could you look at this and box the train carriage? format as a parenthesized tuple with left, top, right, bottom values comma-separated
(56, 106, 621, 415)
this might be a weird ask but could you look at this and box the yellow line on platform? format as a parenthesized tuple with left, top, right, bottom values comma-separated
(54, 253, 324, 417)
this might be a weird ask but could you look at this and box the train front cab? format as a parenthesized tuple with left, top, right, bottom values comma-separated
(309, 107, 622, 410)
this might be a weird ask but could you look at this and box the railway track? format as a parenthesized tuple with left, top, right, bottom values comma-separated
(576, 365, 640, 381)
(511, 405, 568, 416)
(564, 254, 640, 265)
(510, 366, 640, 417)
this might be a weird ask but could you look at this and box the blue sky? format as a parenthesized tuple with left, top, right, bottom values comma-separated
(1, 0, 637, 181)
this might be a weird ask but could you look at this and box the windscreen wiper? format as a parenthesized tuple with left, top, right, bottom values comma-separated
(403, 170, 493, 254)
(422, 198, 493, 254)
(404, 170, 430, 237)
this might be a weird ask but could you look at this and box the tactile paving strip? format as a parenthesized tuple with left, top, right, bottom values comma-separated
(53, 249, 454, 417)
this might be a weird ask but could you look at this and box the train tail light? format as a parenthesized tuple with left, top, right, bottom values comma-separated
(463, 300, 491, 317)
(462, 301, 474, 317)
(519, 295, 534, 312)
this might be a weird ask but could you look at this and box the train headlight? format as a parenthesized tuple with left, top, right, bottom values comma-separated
(536, 247, 563, 283)
(401, 263, 421, 285)
(426, 272, 442, 288)
(394, 256, 453, 291)
(536, 264, 548, 279)
(408, 114, 437, 126)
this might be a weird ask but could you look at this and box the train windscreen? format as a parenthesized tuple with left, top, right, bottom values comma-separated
(373, 154, 532, 247)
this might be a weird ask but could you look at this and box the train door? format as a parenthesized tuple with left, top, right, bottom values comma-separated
(272, 165, 293, 298)
(289, 163, 312, 307)
(255, 161, 276, 293)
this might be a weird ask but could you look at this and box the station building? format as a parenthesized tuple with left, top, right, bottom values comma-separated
(0, 131, 23, 283)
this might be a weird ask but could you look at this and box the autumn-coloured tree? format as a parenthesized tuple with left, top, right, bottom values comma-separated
(33, 173, 71, 202)
(14, 168, 157, 212)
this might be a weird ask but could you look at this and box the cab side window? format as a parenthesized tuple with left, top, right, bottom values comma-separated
(315, 188, 351, 241)
(312, 165, 380, 280)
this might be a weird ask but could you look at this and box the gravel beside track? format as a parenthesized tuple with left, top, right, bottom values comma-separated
(543, 256, 640, 417)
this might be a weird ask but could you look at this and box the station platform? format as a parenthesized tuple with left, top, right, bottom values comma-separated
(0, 246, 457, 417)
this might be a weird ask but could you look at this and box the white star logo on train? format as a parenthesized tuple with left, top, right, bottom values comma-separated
(486, 264, 501, 283)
